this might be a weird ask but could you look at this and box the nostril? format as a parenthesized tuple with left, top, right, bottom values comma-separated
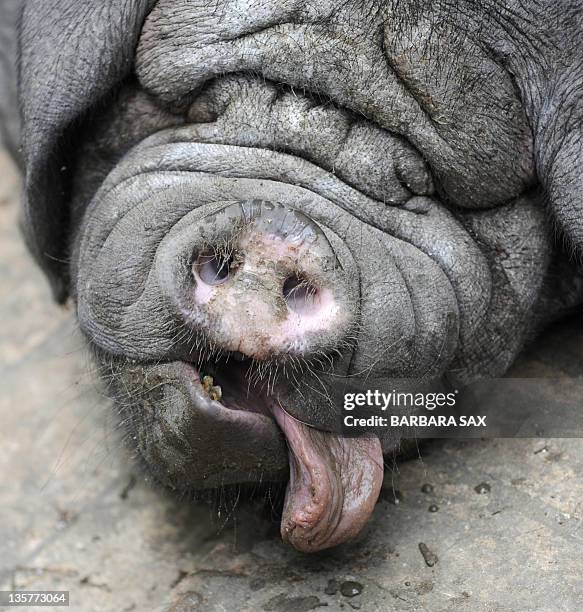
(283, 274, 320, 315)
(194, 250, 235, 286)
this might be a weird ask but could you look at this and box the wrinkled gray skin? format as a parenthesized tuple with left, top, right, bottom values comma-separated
(2, 0, 583, 551)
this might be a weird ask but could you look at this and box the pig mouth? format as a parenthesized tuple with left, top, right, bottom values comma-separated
(161, 356, 384, 553)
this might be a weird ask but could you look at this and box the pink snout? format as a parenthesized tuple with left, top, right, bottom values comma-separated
(190, 202, 352, 360)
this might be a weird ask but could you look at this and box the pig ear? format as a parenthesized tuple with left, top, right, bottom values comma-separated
(535, 84, 583, 258)
(19, 0, 155, 302)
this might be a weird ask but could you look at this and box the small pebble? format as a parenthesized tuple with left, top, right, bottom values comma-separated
(324, 579, 339, 595)
(421, 483, 434, 494)
(419, 542, 439, 567)
(340, 581, 363, 598)
(428, 504, 439, 513)
(474, 482, 491, 494)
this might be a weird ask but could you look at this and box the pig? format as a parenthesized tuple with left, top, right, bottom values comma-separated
(1, 0, 583, 552)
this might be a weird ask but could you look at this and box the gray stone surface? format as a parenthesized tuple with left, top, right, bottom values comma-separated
(1, 149, 582, 612)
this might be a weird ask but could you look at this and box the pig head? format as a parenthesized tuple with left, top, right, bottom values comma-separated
(7, 0, 583, 551)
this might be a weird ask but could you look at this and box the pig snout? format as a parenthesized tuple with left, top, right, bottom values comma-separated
(189, 201, 350, 361)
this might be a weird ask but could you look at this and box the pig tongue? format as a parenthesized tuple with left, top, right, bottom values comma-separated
(271, 403, 384, 553)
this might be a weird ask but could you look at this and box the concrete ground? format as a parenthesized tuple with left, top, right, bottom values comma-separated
(1, 148, 582, 612)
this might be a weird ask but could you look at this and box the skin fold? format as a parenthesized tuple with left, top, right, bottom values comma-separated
(1, 0, 583, 551)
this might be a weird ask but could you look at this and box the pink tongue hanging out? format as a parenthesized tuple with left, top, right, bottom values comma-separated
(271, 403, 384, 553)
